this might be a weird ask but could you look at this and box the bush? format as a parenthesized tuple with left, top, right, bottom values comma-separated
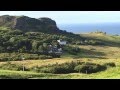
(49, 53, 61, 58)
(34, 66, 52, 73)
(0, 53, 53, 61)
(32, 61, 81, 74)
(7, 30, 23, 35)
(50, 62, 77, 74)
(37, 65, 74, 74)
(39, 55, 53, 59)
(30, 62, 112, 74)
(24, 54, 39, 60)
(50, 66, 73, 74)
(0, 57, 9, 61)
(0, 62, 29, 71)
(103, 62, 116, 67)
(74, 63, 107, 74)
(33, 62, 88, 74)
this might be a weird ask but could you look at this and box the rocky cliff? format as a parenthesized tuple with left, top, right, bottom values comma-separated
(0, 15, 60, 33)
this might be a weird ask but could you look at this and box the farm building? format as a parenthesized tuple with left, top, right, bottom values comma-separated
(57, 40, 67, 45)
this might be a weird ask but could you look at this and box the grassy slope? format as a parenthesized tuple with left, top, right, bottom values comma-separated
(80, 33, 120, 47)
(0, 58, 120, 79)
(0, 33, 120, 79)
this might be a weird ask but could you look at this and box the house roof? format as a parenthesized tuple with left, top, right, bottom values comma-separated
(57, 40, 66, 42)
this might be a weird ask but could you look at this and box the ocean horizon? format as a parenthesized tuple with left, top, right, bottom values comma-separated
(58, 22, 120, 35)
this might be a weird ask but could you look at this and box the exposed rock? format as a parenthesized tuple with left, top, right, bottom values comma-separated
(0, 15, 60, 33)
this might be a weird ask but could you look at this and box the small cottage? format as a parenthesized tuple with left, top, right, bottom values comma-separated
(57, 40, 67, 45)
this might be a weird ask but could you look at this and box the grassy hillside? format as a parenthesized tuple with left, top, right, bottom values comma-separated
(0, 44, 119, 79)
(0, 30, 120, 79)
(80, 32, 120, 47)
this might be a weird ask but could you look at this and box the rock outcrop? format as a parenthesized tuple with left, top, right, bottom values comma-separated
(0, 15, 60, 33)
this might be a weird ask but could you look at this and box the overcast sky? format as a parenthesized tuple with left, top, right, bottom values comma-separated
(0, 11, 120, 24)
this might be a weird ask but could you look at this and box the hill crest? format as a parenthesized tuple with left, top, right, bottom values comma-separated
(0, 15, 59, 33)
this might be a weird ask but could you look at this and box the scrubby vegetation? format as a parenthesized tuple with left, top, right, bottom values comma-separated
(29, 61, 115, 74)
(74, 63, 107, 74)
(0, 29, 81, 60)
(103, 62, 116, 67)
(0, 62, 27, 71)
(0, 53, 53, 61)
(0, 29, 119, 78)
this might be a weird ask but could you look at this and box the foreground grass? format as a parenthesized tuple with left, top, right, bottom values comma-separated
(0, 58, 120, 79)
(0, 70, 56, 79)
(0, 66, 120, 79)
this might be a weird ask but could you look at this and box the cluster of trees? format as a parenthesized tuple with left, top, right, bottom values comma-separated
(0, 29, 83, 56)
(0, 27, 108, 61)
(0, 27, 106, 56)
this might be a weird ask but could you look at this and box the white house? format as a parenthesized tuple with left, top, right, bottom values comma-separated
(57, 40, 67, 45)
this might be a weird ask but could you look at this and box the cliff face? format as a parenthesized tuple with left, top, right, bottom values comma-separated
(0, 15, 17, 28)
(0, 15, 59, 33)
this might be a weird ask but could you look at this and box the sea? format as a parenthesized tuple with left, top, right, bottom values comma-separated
(58, 22, 120, 35)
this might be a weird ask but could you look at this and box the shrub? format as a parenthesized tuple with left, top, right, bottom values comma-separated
(37, 65, 74, 74)
(0, 53, 54, 61)
(35, 67, 52, 73)
(24, 54, 39, 60)
(0, 62, 29, 71)
(32, 61, 81, 74)
(50, 66, 73, 74)
(7, 30, 23, 35)
(49, 53, 61, 58)
(30, 62, 110, 74)
(74, 63, 107, 74)
(103, 62, 116, 67)
(50, 62, 77, 74)
(0, 57, 9, 61)
(39, 55, 53, 59)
